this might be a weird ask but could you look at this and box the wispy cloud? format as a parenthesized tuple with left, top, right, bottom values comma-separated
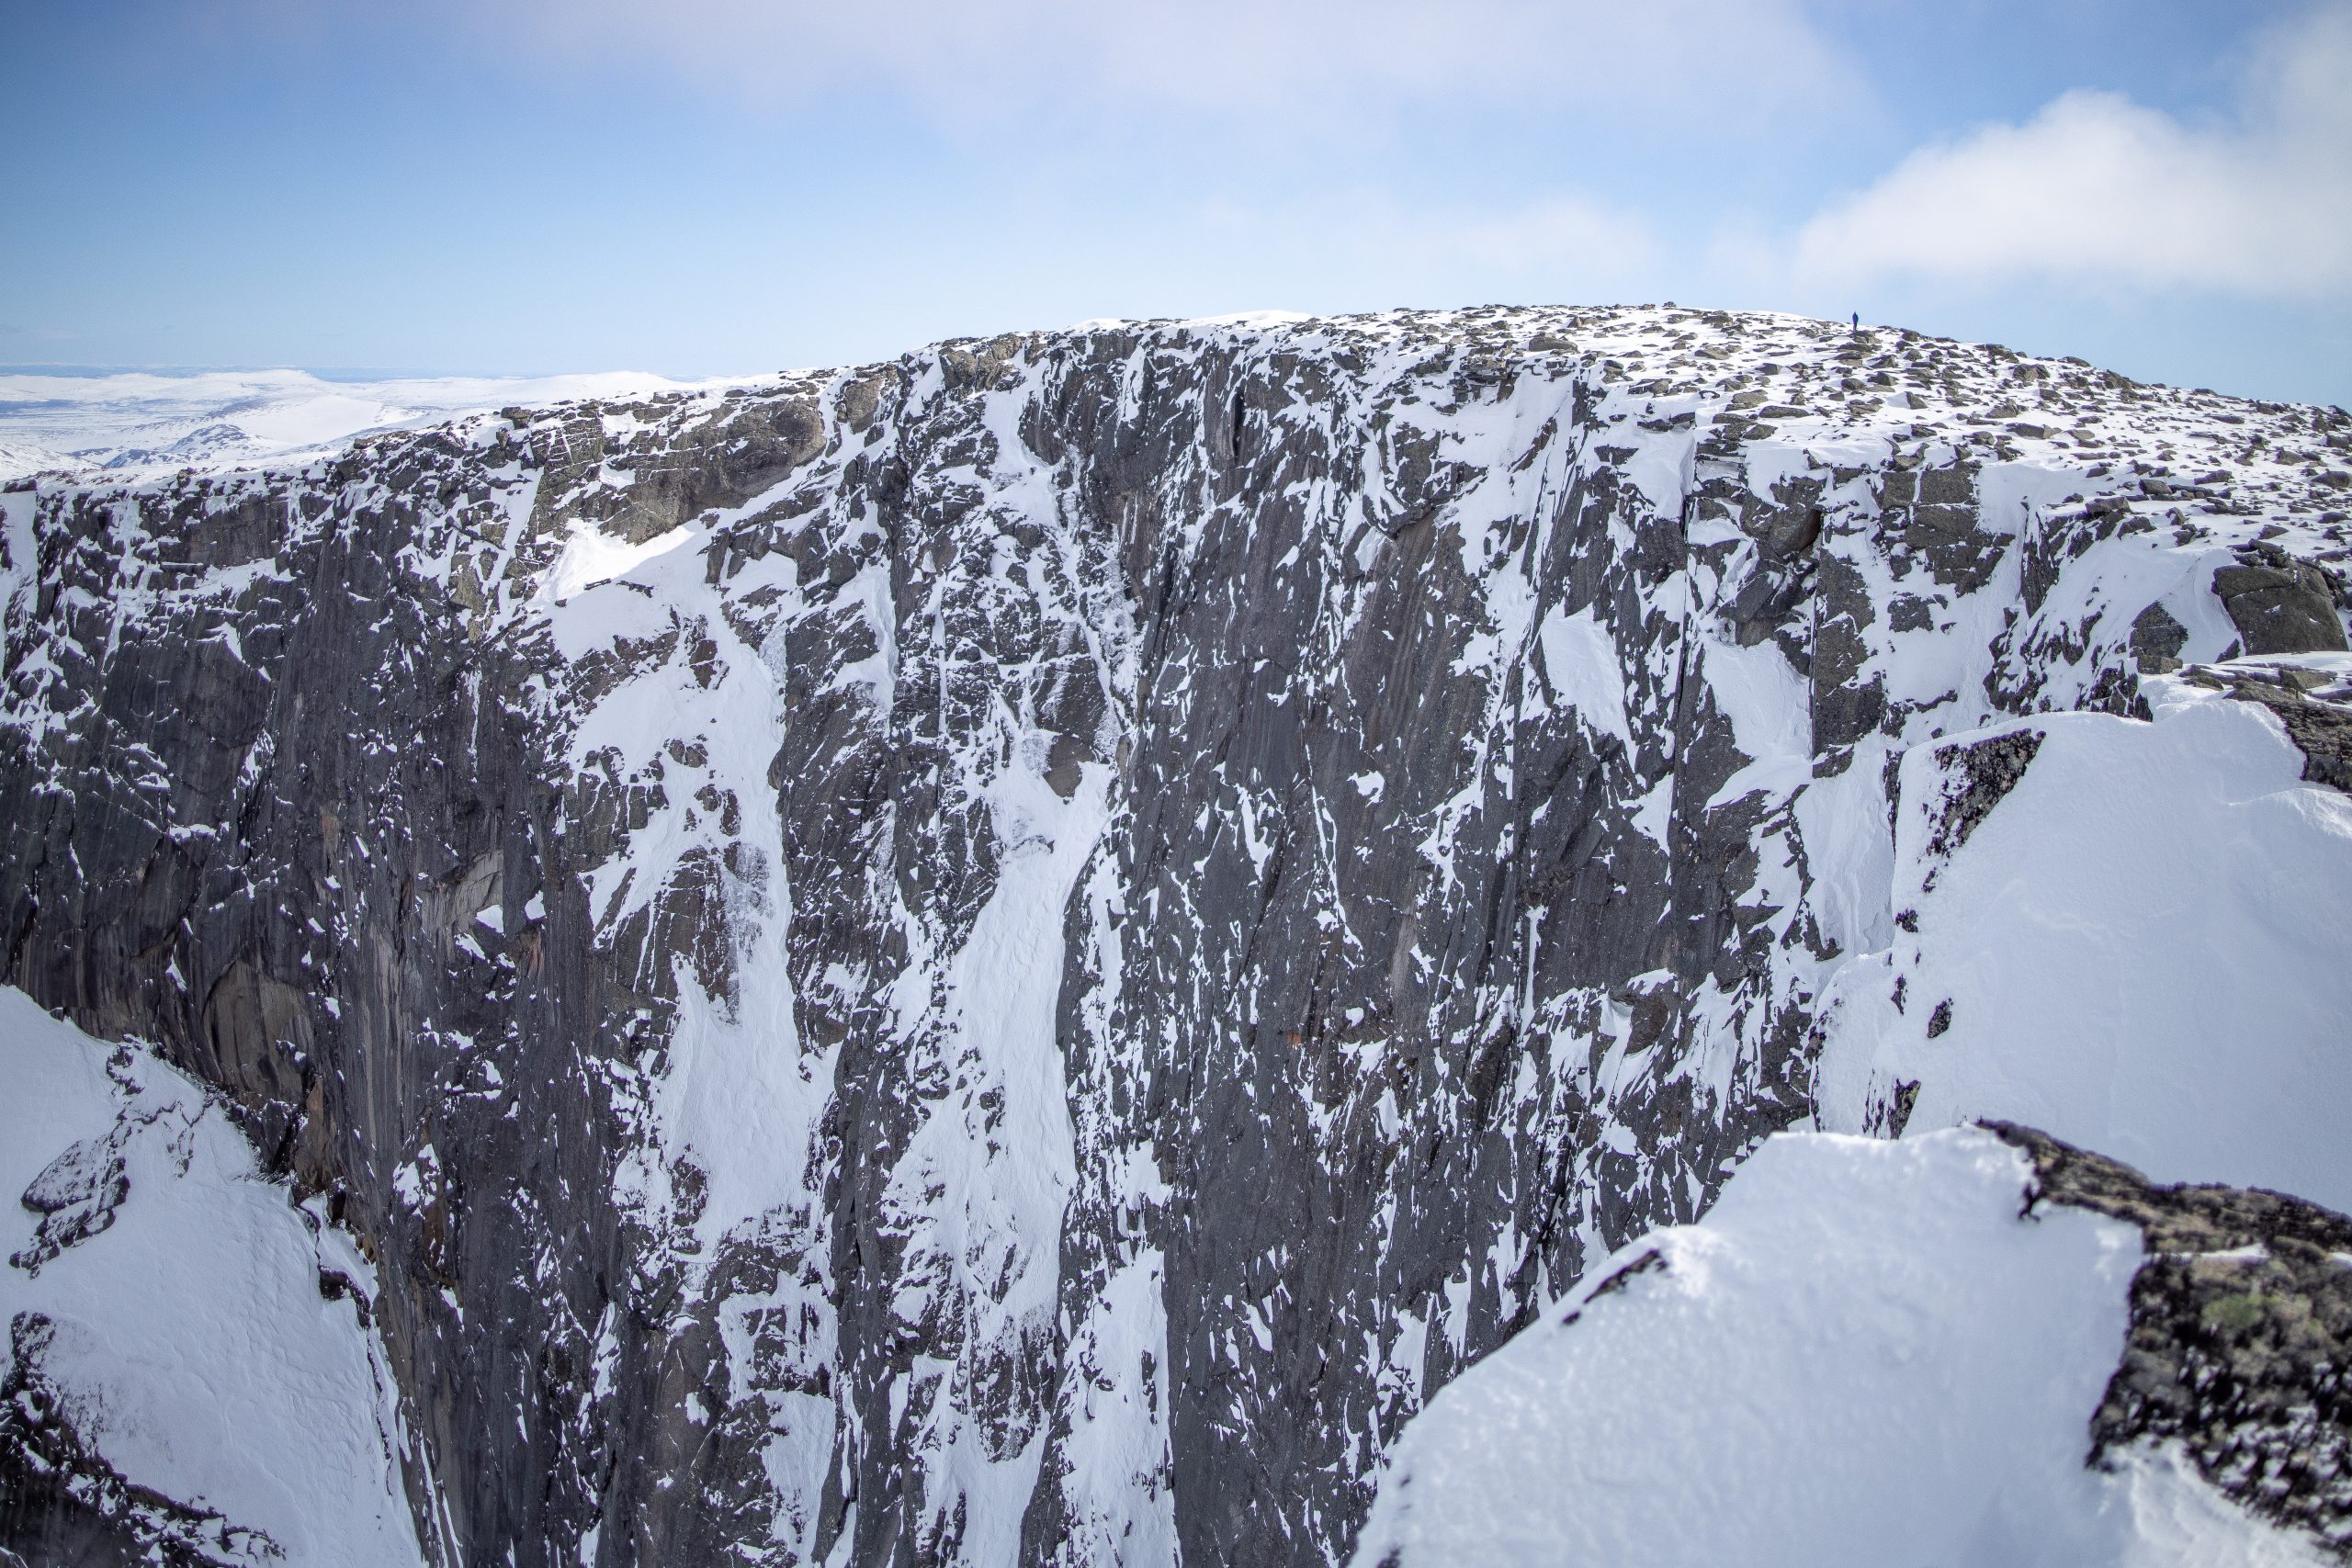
(1792, 3, 2352, 299)
(1443, 197, 1658, 276)
(474, 0, 1856, 130)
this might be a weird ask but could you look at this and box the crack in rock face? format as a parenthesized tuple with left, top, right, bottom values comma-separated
(2, 305, 2349, 1567)
(1992, 1122, 2352, 1559)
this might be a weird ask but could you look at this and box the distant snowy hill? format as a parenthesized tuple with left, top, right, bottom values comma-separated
(0, 367, 722, 482)
(3, 307, 2347, 1564)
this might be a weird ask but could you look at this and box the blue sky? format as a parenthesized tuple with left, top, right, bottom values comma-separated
(4, 0, 2347, 403)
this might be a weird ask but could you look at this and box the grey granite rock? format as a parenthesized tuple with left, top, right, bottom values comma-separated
(3, 307, 2348, 1566)
(2214, 545, 2350, 654)
(1990, 1122, 2352, 1560)
(2129, 602, 2188, 672)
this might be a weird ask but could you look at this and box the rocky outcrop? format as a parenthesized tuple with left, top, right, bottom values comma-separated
(2214, 542, 2350, 656)
(4, 307, 2348, 1566)
(2197, 661, 2352, 793)
(1354, 1123, 2351, 1567)
(1918, 728, 2043, 865)
(1993, 1122, 2352, 1557)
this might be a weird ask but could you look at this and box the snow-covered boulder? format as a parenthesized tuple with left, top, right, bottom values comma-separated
(1352, 1126, 2345, 1568)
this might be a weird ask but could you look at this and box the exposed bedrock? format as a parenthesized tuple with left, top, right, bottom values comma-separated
(1993, 1122, 2352, 1556)
(3, 306, 2349, 1566)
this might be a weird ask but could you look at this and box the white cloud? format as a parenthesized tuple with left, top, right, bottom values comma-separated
(1793, 4, 2352, 299)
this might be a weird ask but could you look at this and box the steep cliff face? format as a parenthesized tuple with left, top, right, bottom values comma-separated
(2, 307, 2347, 1566)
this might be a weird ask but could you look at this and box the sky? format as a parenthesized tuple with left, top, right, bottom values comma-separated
(3, 0, 2348, 405)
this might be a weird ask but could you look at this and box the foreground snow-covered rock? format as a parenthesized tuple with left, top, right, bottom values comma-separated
(1351, 1126, 2345, 1568)
(1, 304, 2346, 1563)
(0, 987, 424, 1566)
(1815, 655, 2352, 1211)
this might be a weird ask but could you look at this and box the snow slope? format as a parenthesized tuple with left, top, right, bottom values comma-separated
(0, 367, 726, 481)
(1351, 1128, 2329, 1568)
(0, 987, 426, 1567)
(5, 305, 2349, 1565)
(1814, 655, 2352, 1213)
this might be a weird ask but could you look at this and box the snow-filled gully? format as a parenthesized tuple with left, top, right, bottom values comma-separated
(3, 305, 2349, 1566)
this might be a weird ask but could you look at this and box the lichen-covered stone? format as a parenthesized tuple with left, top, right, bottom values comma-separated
(1990, 1122, 2352, 1559)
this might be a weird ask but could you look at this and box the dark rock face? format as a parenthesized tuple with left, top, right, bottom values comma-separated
(1920, 728, 2044, 865)
(3, 309, 2349, 1566)
(2214, 545, 2350, 655)
(2129, 602, 2188, 672)
(2194, 663, 2352, 794)
(1992, 1122, 2352, 1558)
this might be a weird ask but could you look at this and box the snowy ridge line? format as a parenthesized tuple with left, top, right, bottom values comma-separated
(2, 304, 2347, 1566)
(6, 303, 2348, 507)
(0, 367, 750, 485)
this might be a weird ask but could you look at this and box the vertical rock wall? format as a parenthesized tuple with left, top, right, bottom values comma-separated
(3, 307, 2347, 1566)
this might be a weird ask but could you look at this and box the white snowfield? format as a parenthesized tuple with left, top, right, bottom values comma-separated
(0, 367, 713, 482)
(1816, 656, 2352, 1213)
(1351, 1129, 2330, 1568)
(0, 987, 426, 1568)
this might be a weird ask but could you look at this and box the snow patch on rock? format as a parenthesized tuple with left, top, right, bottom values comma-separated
(0, 987, 427, 1566)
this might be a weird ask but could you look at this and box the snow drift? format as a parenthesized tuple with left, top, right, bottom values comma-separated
(1351, 1128, 2333, 1568)
(1816, 657, 2352, 1212)
(0, 987, 424, 1566)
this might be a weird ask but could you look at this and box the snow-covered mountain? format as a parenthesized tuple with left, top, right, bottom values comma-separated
(0, 368, 714, 485)
(1, 306, 2346, 1566)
